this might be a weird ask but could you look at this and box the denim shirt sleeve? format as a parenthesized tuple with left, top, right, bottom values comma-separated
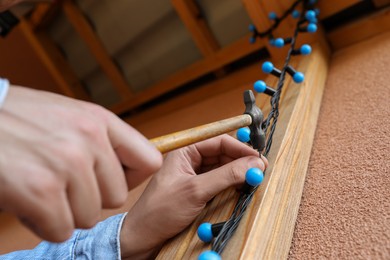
(0, 213, 127, 260)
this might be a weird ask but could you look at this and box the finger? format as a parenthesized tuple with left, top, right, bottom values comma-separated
(65, 150, 102, 229)
(194, 156, 266, 202)
(20, 190, 74, 242)
(105, 113, 163, 189)
(10, 176, 75, 242)
(200, 154, 268, 174)
(94, 136, 128, 208)
(261, 154, 269, 169)
(194, 134, 259, 159)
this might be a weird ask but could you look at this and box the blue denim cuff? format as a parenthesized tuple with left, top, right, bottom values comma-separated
(0, 213, 127, 260)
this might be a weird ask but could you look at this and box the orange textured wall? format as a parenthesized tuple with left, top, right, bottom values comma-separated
(0, 23, 62, 93)
(289, 32, 390, 259)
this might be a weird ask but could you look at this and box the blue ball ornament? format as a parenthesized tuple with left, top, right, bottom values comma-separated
(253, 80, 267, 93)
(300, 44, 312, 55)
(293, 72, 305, 83)
(268, 12, 277, 20)
(274, 38, 284, 48)
(248, 24, 256, 32)
(305, 10, 316, 21)
(292, 10, 300, 19)
(245, 168, 264, 187)
(198, 251, 221, 260)
(237, 127, 251, 143)
(262, 61, 274, 74)
(197, 223, 213, 243)
(307, 23, 317, 33)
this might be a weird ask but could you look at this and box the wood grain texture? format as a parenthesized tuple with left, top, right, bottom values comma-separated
(156, 40, 330, 259)
(235, 40, 330, 260)
(151, 114, 252, 154)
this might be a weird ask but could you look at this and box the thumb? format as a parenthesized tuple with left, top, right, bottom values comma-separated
(194, 156, 266, 202)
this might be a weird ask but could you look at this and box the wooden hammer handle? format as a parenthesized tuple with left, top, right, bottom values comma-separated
(150, 114, 252, 153)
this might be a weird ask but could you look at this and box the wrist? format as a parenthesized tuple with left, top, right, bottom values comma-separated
(120, 212, 162, 260)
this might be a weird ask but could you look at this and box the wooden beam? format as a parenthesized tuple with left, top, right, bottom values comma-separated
(171, 0, 220, 57)
(28, 3, 51, 28)
(241, 0, 323, 60)
(18, 18, 89, 99)
(156, 40, 330, 258)
(327, 7, 390, 50)
(241, 0, 287, 60)
(62, 0, 133, 99)
(317, 0, 361, 19)
(28, 1, 62, 30)
(35, 29, 91, 100)
(171, 0, 227, 77)
(372, 0, 390, 8)
(230, 41, 329, 260)
(111, 34, 265, 114)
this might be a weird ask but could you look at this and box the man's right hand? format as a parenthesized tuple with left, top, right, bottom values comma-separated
(0, 86, 162, 242)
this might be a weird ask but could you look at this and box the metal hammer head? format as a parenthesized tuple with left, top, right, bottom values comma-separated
(243, 90, 265, 152)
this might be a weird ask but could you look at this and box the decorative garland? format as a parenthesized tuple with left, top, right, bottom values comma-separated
(197, 0, 320, 259)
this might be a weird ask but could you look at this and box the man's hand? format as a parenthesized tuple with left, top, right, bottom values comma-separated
(0, 86, 162, 242)
(120, 135, 268, 259)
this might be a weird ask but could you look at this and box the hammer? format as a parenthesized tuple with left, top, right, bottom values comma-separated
(150, 90, 265, 154)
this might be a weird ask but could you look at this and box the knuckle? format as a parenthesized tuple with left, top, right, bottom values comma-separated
(45, 222, 74, 243)
(102, 180, 128, 208)
(187, 180, 205, 202)
(76, 119, 101, 139)
(60, 144, 87, 170)
(31, 177, 62, 199)
(80, 219, 98, 229)
(77, 213, 100, 229)
(229, 165, 245, 185)
(49, 222, 74, 242)
(107, 190, 128, 208)
(84, 103, 110, 122)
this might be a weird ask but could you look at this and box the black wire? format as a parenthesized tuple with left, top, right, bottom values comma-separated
(211, 0, 311, 254)
(257, 0, 304, 38)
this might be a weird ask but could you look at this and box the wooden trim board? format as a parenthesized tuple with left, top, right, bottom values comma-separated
(327, 6, 390, 50)
(156, 40, 330, 259)
(317, 0, 361, 19)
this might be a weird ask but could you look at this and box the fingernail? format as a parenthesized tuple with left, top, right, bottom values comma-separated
(247, 157, 264, 169)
